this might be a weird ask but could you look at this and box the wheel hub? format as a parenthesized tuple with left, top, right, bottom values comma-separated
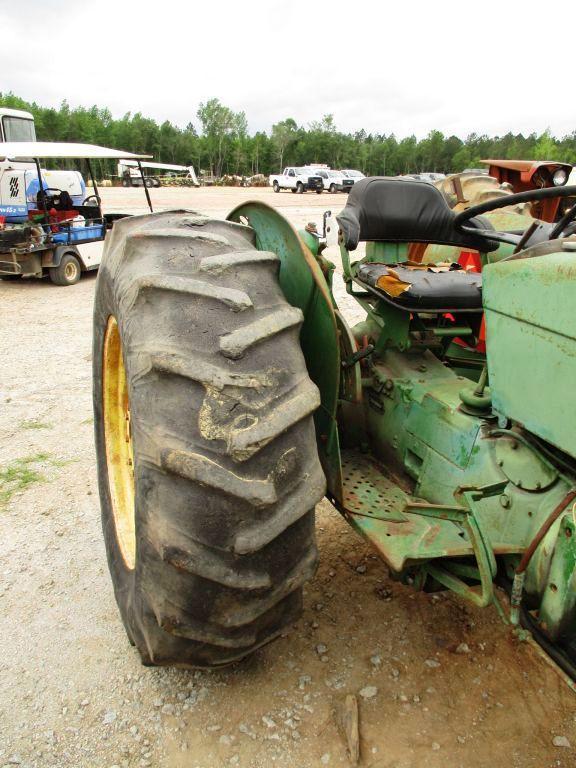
(64, 261, 78, 280)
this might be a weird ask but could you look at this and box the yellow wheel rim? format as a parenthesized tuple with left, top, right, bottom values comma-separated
(103, 316, 136, 570)
(64, 261, 78, 281)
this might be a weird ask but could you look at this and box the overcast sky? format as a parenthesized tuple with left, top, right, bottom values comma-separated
(1, 0, 574, 139)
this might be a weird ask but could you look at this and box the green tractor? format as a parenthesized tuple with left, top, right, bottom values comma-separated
(93, 178, 576, 673)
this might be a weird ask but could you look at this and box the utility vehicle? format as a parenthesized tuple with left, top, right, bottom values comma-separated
(0, 141, 151, 285)
(0, 108, 89, 214)
(94, 176, 576, 677)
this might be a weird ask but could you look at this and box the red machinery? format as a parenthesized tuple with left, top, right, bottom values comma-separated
(481, 159, 572, 221)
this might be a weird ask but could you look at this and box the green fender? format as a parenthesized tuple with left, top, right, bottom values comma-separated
(227, 201, 342, 497)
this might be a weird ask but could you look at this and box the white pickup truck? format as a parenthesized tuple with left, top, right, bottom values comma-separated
(269, 167, 324, 194)
(310, 168, 355, 193)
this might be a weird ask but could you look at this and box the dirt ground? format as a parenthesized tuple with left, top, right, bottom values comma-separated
(0, 186, 574, 768)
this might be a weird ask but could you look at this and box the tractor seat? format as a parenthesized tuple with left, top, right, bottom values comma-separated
(356, 262, 483, 312)
(336, 176, 498, 253)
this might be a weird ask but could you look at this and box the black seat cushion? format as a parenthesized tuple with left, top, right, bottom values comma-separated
(357, 262, 483, 312)
(336, 177, 497, 252)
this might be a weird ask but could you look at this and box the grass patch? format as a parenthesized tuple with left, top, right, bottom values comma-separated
(20, 418, 52, 430)
(0, 452, 68, 506)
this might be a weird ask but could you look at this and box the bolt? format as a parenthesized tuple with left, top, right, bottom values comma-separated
(497, 459, 504, 467)
(500, 494, 511, 509)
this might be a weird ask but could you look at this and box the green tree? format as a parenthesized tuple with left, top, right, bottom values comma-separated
(534, 130, 560, 161)
(2, 90, 574, 181)
(196, 98, 237, 177)
(271, 118, 298, 170)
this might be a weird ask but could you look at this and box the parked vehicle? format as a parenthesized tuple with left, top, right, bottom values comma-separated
(406, 172, 446, 183)
(117, 160, 199, 188)
(0, 108, 88, 211)
(311, 168, 354, 193)
(341, 169, 366, 184)
(94, 174, 576, 679)
(121, 167, 160, 188)
(269, 167, 323, 193)
(479, 159, 573, 222)
(0, 107, 36, 142)
(411, 160, 573, 270)
(0, 141, 152, 285)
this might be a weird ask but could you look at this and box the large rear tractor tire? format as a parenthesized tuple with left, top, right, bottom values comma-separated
(93, 211, 325, 667)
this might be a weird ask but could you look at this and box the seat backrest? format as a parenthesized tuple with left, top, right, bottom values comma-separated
(55, 190, 74, 211)
(336, 176, 497, 252)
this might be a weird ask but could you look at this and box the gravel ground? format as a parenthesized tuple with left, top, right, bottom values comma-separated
(0, 187, 574, 768)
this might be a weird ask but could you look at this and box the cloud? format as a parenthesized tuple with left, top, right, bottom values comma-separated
(1, 0, 574, 139)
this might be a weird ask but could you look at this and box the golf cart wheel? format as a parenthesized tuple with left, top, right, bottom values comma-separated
(316, 188, 323, 195)
(272, 181, 280, 193)
(144, 178, 154, 188)
(93, 211, 325, 668)
(296, 182, 304, 194)
(122, 179, 130, 187)
(329, 184, 337, 194)
(49, 253, 81, 286)
(290, 188, 297, 194)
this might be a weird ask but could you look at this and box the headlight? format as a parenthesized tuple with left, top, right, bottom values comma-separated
(553, 168, 568, 186)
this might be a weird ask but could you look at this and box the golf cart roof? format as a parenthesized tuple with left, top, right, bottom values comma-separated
(0, 141, 152, 161)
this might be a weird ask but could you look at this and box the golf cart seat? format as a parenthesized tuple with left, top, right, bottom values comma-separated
(336, 176, 497, 252)
(357, 262, 483, 312)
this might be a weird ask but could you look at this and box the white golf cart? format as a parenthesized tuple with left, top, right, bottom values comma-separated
(0, 142, 152, 286)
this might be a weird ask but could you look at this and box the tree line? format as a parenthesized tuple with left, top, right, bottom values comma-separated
(2, 92, 575, 179)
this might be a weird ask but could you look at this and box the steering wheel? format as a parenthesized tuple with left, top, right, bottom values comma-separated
(83, 195, 100, 207)
(454, 185, 576, 250)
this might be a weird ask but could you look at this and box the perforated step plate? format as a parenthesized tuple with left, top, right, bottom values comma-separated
(341, 451, 407, 523)
(339, 449, 474, 572)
